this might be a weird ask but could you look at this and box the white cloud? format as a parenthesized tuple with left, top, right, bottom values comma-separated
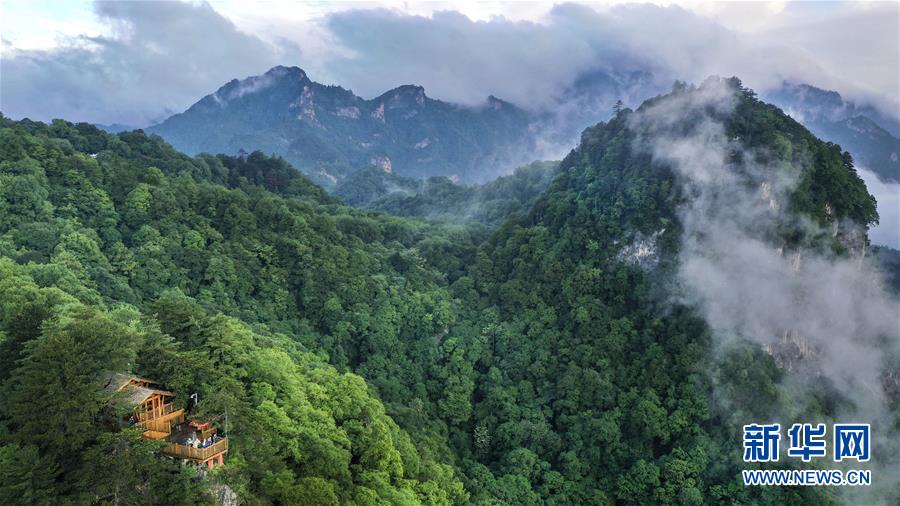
(0, 1, 896, 128)
(1, 1, 300, 125)
(858, 167, 900, 249)
(630, 84, 898, 501)
(314, 2, 897, 116)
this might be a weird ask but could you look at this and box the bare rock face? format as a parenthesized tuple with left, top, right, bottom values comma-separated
(616, 230, 664, 270)
(211, 483, 239, 506)
(371, 103, 385, 122)
(335, 106, 360, 119)
(294, 85, 319, 125)
(763, 329, 818, 375)
(370, 155, 393, 174)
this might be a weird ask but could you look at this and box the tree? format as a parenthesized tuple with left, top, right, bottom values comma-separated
(0, 300, 52, 382)
(5, 309, 137, 466)
(0, 444, 59, 505)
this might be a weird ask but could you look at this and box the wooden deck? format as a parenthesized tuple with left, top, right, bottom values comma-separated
(162, 438, 228, 465)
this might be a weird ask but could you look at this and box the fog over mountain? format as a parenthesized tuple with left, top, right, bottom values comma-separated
(633, 78, 899, 504)
(141, 62, 898, 248)
(2, 2, 897, 128)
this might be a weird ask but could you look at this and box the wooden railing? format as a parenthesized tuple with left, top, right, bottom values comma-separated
(138, 402, 176, 422)
(138, 409, 184, 432)
(143, 418, 173, 433)
(162, 438, 228, 462)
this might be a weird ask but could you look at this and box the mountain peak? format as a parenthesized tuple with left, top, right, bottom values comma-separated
(486, 95, 509, 110)
(149, 71, 538, 184)
(378, 85, 427, 107)
(265, 65, 308, 81)
(392, 84, 425, 93)
(205, 66, 311, 106)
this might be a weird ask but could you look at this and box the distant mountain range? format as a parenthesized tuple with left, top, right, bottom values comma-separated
(145, 65, 899, 188)
(148, 66, 540, 187)
(95, 123, 138, 134)
(765, 82, 899, 182)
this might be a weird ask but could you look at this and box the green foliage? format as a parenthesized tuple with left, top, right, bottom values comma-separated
(0, 119, 468, 504)
(0, 444, 58, 506)
(0, 79, 882, 505)
(450, 80, 877, 505)
(767, 82, 899, 183)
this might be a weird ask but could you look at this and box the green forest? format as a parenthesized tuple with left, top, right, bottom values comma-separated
(0, 79, 892, 505)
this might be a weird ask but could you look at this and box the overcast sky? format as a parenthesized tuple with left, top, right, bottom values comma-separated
(0, 1, 897, 127)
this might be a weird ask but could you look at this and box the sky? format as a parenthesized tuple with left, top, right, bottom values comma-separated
(0, 0, 898, 127)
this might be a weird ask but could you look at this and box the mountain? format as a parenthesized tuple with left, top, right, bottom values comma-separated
(765, 82, 900, 182)
(555, 73, 900, 185)
(542, 68, 670, 142)
(149, 65, 898, 195)
(769, 82, 900, 136)
(148, 66, 540, 187)
(462, 77, 890, 505)
(1, 78, 894, 504)
(873, 245, 900, 294)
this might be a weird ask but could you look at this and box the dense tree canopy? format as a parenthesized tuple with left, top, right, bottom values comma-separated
(0, 78, 890, 505)
(0, 116, 473, 504)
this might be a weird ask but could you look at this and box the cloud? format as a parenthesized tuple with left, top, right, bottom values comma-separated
(858, 167, 900, 249)
(757, 2, 900, 110)
(629, 80, 899, 501)
(322, 7, 606, 107)
(0, 1, 300, 126)
(1, 1, 896, 131)
(319, 3, 898, 116)
(321, 4, 688, 107)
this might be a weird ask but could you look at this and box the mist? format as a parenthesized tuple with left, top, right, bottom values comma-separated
(0, 1, 300, 126)
(629, 78, 899, 500)
(858, 167, 900, 249)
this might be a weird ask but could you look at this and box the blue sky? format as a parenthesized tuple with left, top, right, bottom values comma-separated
(1, 1, 897, 126)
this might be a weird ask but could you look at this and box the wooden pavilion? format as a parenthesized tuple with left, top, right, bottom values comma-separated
(101, 372, 228, 468)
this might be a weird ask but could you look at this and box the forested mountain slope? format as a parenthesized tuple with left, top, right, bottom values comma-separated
(0, 116, 474, 504)
(451, 77, 892, 504)
(1, 77, 895, 505)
